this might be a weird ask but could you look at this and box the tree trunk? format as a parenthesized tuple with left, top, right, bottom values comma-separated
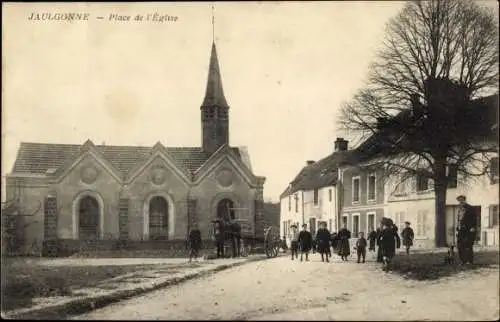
(434, 157, 448, 248)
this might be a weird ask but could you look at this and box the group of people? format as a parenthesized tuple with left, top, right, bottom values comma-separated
(187, 195, 477, 266)
(283, 219, 417, 271)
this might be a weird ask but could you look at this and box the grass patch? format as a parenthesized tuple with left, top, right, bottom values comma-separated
(0, 258, 163, 312)
(387, 249, 499, 281)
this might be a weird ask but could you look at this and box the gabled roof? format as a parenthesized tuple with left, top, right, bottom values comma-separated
(356, 93, 499, 158)
(11, 142, 243, 178)
(201, 42, 229, 109)
(280, 150, 356, 198)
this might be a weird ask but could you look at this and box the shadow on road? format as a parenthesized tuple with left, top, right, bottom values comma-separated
(388, 249, 499, 281)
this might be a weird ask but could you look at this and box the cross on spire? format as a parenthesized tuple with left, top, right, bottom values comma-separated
(211, 4, 215, 43)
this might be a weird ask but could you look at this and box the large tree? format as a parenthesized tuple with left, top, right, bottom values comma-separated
(339, 0, 499, 247)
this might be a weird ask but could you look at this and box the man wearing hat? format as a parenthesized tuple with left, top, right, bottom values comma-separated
(289, 224, 300, 260)
(456, 195, 477, 264)
(401, 221, 415, 255)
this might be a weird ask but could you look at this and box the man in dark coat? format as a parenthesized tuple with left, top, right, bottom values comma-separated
(188, 223, 202, 262)
(315, 222, 331, 263)
(368, 229, 377, 252)
(401, 221, 415, 255)
(337, 224, 352, 261)
(298, 224, 313, 262)
(379, 217, 400, 271)
(375, 225, 384, 263)
(456, 195, 477, 264)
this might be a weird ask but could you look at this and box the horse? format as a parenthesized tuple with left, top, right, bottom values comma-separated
(213, 219, 242, 258)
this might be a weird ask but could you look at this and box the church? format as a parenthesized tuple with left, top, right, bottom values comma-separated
(4, 41, 267, 255)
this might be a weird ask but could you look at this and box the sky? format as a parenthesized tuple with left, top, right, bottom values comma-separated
(2, 1, 426, 202)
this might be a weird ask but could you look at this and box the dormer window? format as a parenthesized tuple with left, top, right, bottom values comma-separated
(416, 172, 429, 192)
(447, 164, 458, 188)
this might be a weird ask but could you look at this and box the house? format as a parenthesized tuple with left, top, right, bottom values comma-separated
(279, 138, 352, 245)
(338, 153, 387, 241)
(4, 41, 267, 255)
(361, 93, 499, 248)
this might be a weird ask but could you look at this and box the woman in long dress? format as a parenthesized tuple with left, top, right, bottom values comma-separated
(337, 225, 352, 261)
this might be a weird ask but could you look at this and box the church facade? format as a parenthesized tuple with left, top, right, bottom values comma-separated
(5, 42, 267, 254)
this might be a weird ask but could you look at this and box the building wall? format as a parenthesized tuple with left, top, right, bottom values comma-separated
(341, 165, 386, 242)
(280, 185, 337, 245)
(55, 155, 123, 240)
(6, 151, 262, 252)
(190, 158, 257, 240)
(124, 155, 190, 241)
(386, 157, 499, 248)
(280, 190, 303, 245)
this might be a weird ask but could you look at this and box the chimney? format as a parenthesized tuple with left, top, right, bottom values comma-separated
(334, 138, 348, 152)
(306, 160, 315, 166)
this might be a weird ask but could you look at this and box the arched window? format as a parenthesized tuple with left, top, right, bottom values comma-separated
(149, 196, 169, 240)
(79, 196, 99, 240)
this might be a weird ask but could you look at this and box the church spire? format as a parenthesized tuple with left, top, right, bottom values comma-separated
(201, 6, 229, 109)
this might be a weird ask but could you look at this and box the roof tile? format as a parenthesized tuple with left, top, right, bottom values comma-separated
(11, 143, 242, 178)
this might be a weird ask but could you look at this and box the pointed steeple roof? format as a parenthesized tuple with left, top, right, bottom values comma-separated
(201, 42, 229, 108)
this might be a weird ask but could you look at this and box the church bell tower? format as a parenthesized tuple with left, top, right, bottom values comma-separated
(201, 42, 229, 153)
(201, 7, 229, 154)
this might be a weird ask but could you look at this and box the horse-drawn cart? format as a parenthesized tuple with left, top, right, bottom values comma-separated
(264, 226, 281, 258)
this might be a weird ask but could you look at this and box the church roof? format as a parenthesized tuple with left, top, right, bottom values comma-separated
(201, 42, 229, 108)
(11, 142, 243, 177)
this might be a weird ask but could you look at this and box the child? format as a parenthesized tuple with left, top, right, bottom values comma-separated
(298, 224, 313, 262)
(281, 235, 288, 253)
(444, 245, 456, 264)
(401, 221, 415, 255)
(355, 232, 367, 263)
(290, 225, 299, 260)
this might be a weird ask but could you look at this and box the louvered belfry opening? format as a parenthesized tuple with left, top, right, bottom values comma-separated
(78, 196, 99, 240)
(149, 196, 169, 240)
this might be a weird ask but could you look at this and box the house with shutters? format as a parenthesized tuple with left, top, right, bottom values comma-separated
(384, 94, 499, 248)
(338, 152, 387, 241)
(281, 93, 498, 249)
(4, 41, 267, 255)
(279, 138, 353, 245)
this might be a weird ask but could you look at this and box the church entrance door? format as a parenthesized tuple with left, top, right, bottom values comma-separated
(79, 196, 100, 240)
(217, 198, 235, 221)
(149, 196, 169, 240)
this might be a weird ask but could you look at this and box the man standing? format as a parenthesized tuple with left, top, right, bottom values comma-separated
(368, 229, 377, 253)
(401, 221, 415, 255)
(289, 224, 299, 260)
(379, 217, 400, 271)
(188, 222, 202, 262)
(375, 223, 384, 263)
(315, 222, 331, 263)
(298, 224, 313, 262)
(456, 195, 477, 265)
